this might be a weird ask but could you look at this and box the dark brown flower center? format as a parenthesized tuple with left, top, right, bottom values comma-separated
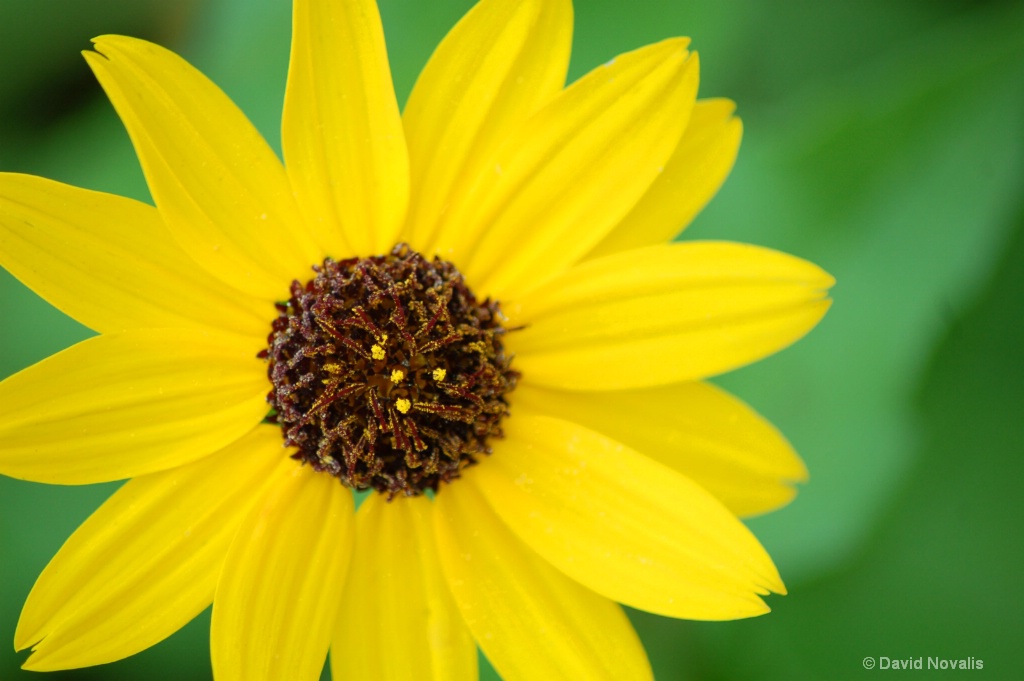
(261, 243, 519, 497)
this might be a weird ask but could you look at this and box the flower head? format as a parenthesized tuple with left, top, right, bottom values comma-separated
(0, 0, 833, 679)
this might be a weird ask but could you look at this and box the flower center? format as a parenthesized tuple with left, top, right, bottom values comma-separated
(261, 243, 519, 497)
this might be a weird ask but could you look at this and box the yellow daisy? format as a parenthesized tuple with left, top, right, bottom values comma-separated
(0, 0, 833, 679)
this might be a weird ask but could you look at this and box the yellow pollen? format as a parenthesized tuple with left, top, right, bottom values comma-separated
(322, 363, 341, 374)
(395, 398, 411, 414)
(390, 368, 405, 383)
(432, 368, 447, 381)
(371, 344, 386, 360)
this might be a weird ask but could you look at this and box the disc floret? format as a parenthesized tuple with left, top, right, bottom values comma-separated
(262, 244, 519, 497)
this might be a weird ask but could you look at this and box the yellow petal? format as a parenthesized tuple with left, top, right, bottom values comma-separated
(512, 382, 807, 517)
(0, 173, 270, 336)
(0, 329, 267, 484)
(587, 99, 743, 258)
(17, 427, 287, 671)
(332, 494, 476, 681)
(402, 0, 572, 251)
(85, 36, 321, 300)
(434, 480, 652, 681)
(211, 462, 353, 681)
(472, 411, 785, 620)
(505, 241, 834, 390)
(439, 39, 699, 299)
(283, 0, 408, 256)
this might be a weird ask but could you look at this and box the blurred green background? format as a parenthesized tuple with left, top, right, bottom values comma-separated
(2, 0, 1022, 679)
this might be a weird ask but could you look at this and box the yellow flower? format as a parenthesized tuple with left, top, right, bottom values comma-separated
(0, 0, 833, 679)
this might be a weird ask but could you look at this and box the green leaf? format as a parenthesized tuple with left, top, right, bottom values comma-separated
(699, 3, 1024, 581)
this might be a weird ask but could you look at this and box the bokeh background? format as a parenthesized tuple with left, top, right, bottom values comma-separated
(2, 0, 1022, 679)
